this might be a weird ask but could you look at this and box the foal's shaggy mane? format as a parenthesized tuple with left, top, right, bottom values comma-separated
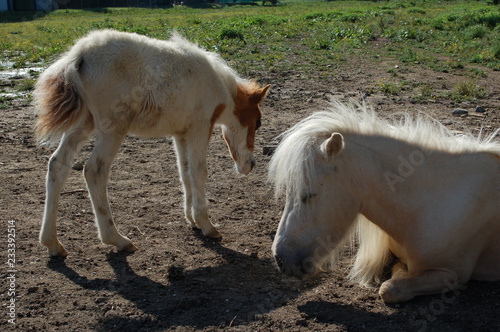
(269, 100, 499, 201)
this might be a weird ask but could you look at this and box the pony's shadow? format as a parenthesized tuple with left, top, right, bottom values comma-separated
(298, 301, 410, 331)
(47, 236, 312, 331)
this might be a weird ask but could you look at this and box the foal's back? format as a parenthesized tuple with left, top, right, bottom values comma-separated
(72, 30, 234, 138)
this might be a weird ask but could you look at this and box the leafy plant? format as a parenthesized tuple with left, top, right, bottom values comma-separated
(451, 80, 486, 101)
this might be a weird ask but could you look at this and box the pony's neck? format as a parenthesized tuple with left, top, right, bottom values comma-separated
(342, 133, 424, 240)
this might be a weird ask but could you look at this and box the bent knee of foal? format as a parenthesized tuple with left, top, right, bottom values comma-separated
(83, 160, 99, 179)
(48, 155, 70, 176)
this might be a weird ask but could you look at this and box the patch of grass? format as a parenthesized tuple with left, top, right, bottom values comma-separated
(492, 42, 500, 59)
(0, 95, 14, 109)
(464, 25, 489, 39)
(410, 82, 436, 102)
(371, 78, 404, 96)
(220, 28, 245, 42)
(407, 8, 426, 15)
(15, 78, 37, 92)
(451, 80, 487, 101)
(469, 67, 487, 77)
(0, 0, 498, 86)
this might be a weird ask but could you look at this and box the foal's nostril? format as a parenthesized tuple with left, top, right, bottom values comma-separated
(250, 159, 256, 170)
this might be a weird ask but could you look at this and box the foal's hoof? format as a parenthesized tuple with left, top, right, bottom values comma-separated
(118, 242, 139, 252)
(46, 243, 69, 257)
(203, 228, 222, 239)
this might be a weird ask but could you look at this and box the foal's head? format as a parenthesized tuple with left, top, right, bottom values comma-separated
(270, 132, 360, 279)
(221, 82, 270, 174)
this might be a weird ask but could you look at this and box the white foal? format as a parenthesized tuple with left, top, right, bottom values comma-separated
(34, 29, 270, 256)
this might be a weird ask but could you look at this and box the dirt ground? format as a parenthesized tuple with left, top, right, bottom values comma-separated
(1, 46, 499, 332)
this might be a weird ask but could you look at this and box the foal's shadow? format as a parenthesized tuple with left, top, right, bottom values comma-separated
(47, 237, 312, 331)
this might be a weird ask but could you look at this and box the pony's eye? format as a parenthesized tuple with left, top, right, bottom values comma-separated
(256, 118, 261, 130)
(301, 193, 316, 204)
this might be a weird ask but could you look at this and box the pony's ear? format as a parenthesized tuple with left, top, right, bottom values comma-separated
(322, 132, 344, 158)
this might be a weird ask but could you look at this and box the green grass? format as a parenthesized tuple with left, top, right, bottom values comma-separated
(0, 0, 499, 77)
(451, 80, 487, 101)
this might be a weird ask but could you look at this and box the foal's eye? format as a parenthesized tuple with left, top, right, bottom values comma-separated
(255, 118, 261, 130)
(301, 193, 316, 204)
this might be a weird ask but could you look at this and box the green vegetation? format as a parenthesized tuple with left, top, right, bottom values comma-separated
(0, 1, 499, 91)
(451, 79, 487, 101)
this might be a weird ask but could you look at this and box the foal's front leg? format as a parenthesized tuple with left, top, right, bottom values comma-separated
(174, 135, 221, 238)
(379, 263, 463, 303)
(173, 137, 195, 228)
(84, 131, 138, 252)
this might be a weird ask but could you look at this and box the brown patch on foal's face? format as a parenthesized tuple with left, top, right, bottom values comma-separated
(209, 103, 226, 138)
(233, 83, 269, 150)
(216, 82, 269, 174)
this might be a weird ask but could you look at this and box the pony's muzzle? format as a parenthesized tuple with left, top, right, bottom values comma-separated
(273, 252, 318, 279)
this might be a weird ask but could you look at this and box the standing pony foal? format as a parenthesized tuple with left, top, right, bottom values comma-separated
(34, 30, 270, 256)
(269, 101, 499, 303)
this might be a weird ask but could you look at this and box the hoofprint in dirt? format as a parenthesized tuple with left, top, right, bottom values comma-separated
(1, 59, 499, 332)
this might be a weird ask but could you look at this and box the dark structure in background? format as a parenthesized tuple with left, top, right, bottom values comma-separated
(1, 0, 262, 11)
(1, 0, 497, 12)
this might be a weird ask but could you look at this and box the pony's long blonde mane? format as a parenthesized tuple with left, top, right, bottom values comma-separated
(268, 100, 499, 286)
(269, 100, 499, 201)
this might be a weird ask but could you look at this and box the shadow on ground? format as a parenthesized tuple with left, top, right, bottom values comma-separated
(47, 236, 314, 330)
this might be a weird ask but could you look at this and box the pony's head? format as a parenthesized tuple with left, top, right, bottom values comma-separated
(222, 82, 270, 174)
(269, 114, 360, 279)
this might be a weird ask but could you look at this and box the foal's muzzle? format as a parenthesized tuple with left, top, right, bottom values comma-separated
(237, 155, 256, 174)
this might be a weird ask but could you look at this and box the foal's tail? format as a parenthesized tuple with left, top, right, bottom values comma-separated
(349, 216, 392, 286)
(33, 53, 88, 144)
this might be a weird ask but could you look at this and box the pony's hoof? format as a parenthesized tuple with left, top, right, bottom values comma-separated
(379, 281, 412, 303)
(119, 242, 139, 252)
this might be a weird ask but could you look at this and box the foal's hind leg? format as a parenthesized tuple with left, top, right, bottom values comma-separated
(84, 130, 137, 252)
(379, 263, 462, 303)
(40, 122, 93, 256)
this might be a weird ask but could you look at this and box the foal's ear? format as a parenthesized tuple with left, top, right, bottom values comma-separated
(260, 84, 271, 99)
(322, 133, 344, 158)
(251, 84, 271, 103)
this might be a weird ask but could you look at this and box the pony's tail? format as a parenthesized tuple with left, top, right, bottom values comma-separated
(33, 54, 87, 144)
(349, 216, 392, 286)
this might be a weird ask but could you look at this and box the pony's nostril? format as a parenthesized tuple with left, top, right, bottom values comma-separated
(274, 255, 284, 270)
(250, 159, 256, 170)
(299, 262, 310, 277)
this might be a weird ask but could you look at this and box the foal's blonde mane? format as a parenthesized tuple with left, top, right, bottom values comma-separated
(167, 31, 252, 93)
(269, 100, 499, 286)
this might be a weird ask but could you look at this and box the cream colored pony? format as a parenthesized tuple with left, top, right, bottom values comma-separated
(34, 30, 270, 257)
(269, 100, 499, 303)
